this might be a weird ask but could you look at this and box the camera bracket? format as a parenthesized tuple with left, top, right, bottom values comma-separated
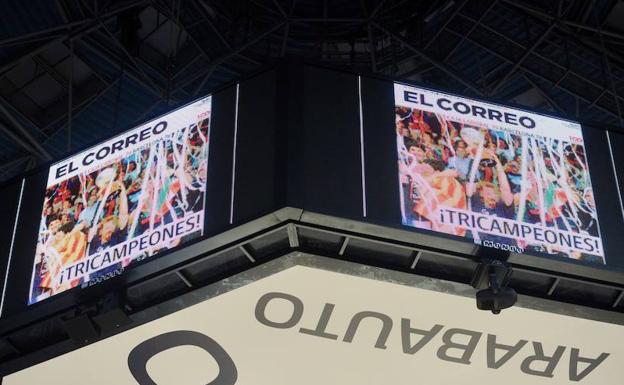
(470, 258, 513, 290)
(471, 258, 517, 314)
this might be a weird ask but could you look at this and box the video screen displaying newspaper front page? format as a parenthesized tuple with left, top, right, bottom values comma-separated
(395, 83, 604, 264)
(29, 96, 212, 305)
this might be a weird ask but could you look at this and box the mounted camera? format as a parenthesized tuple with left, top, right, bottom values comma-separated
(471, 251, 517, 314)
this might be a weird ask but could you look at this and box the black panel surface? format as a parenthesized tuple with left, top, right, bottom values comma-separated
(277, 59, 304, 208)
(607, 130, 624, 221)
(0, 181, 21, 311)
(233, 69, 278, 223)
(361, 76, 400, 225)
(583, 127, 624, 270)
(301, 65, 362, 218)
(2, 169, 47, 317)
(204, 85, 237, 234)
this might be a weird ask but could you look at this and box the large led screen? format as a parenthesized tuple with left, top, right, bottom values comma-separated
(28, 96, 212, 305)
(394, 83, 605, 264)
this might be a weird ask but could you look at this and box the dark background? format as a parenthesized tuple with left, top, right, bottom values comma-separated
(0, 182, 22, 315)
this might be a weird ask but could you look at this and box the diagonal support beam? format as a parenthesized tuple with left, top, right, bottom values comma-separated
(32, 55, 69, 91)
(0, 156, 31, 180)
(0, 0, 152, 76)
(423, 0, 470, 51)
(0, 19, 91, 47)
(80, 35, 163, 99)
(442, 1, 498, 62)
(272, 0, 287, 18)
(191, 22, 286, 96)
(442, 26, 624, 120)
(43, 77, 119, 142)
(370, 0, 389, 18)
(152, 0, 258, 90)
(501, 0, 624, 43)
(501, 0, 624, 69)
(0, 103, 52, 160)
(522, 74, 566, 114)
(0, 122, 43, 160)
(372, 22, 485, 95)
(440, 12, 624, 119)
(377, 0, 496, 75)
(489, 22, 558, 95)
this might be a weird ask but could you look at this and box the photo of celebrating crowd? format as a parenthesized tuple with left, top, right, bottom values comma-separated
(29, 114, 210, 304)
(396, 105, 604, 264)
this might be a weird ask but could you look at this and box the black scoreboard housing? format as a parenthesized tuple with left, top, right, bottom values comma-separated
(0, 60, 623, 334)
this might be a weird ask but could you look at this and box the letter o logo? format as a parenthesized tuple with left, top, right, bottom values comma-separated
(453, 102, 470, 114)
(519, 116, 536, 129)
(254, 292, 304, 329)
(96, 146, 110, 160)
(152, 121, 168, 135)
(127, 330, 237, 385)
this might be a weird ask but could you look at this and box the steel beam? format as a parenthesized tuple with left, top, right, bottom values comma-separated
(239, 245, 256, 263)
(42, 77, 118, 139)
(272, 0, 287, 18)
(441, 26, 623, 120)
(0, 103, 52, 160)
(0, 0, 152, 76)
(292, 18, 368, 23)
(450, 13, 624, 110)
(0, 156, 30, 180)
(457, 12, 624, 85)
(370, 0, 389, 19)
(79, 34, 163, 98)
(502, 0, 624, 43)
(0, 19, 91, 47)
(372, 22, 485, 95)
(522, 74, 566, 114)
(191, 22, 286, 96)
(487, 0, 573, 95)
(595, 16, 624, 126)
(410, 251, 422, 269)
(0, 122, 43, 160)
(442, 1, 498, 62)
(191, 3, 231, 50)
(501, 0, 624, 70)
(423, 0, 470, 51)
(154, 1, 258, 84)
(32, 55, 69, 91)
(489, 22, 557, 95)
(589, 89, 608, 109)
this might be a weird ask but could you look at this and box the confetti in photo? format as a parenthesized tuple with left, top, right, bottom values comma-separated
(29, 96, 212, 305)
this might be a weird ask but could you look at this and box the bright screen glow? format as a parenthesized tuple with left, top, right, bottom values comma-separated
(395, 83, 605, 264)
(29, 96, 212, 305)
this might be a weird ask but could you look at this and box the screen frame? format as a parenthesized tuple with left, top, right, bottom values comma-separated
(27, 95, 213, 306)
(392, 80, 606, 262)
(357, 73, 624, 280)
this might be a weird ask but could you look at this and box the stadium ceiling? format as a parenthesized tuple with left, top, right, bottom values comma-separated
(0, 0, 623, 181)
